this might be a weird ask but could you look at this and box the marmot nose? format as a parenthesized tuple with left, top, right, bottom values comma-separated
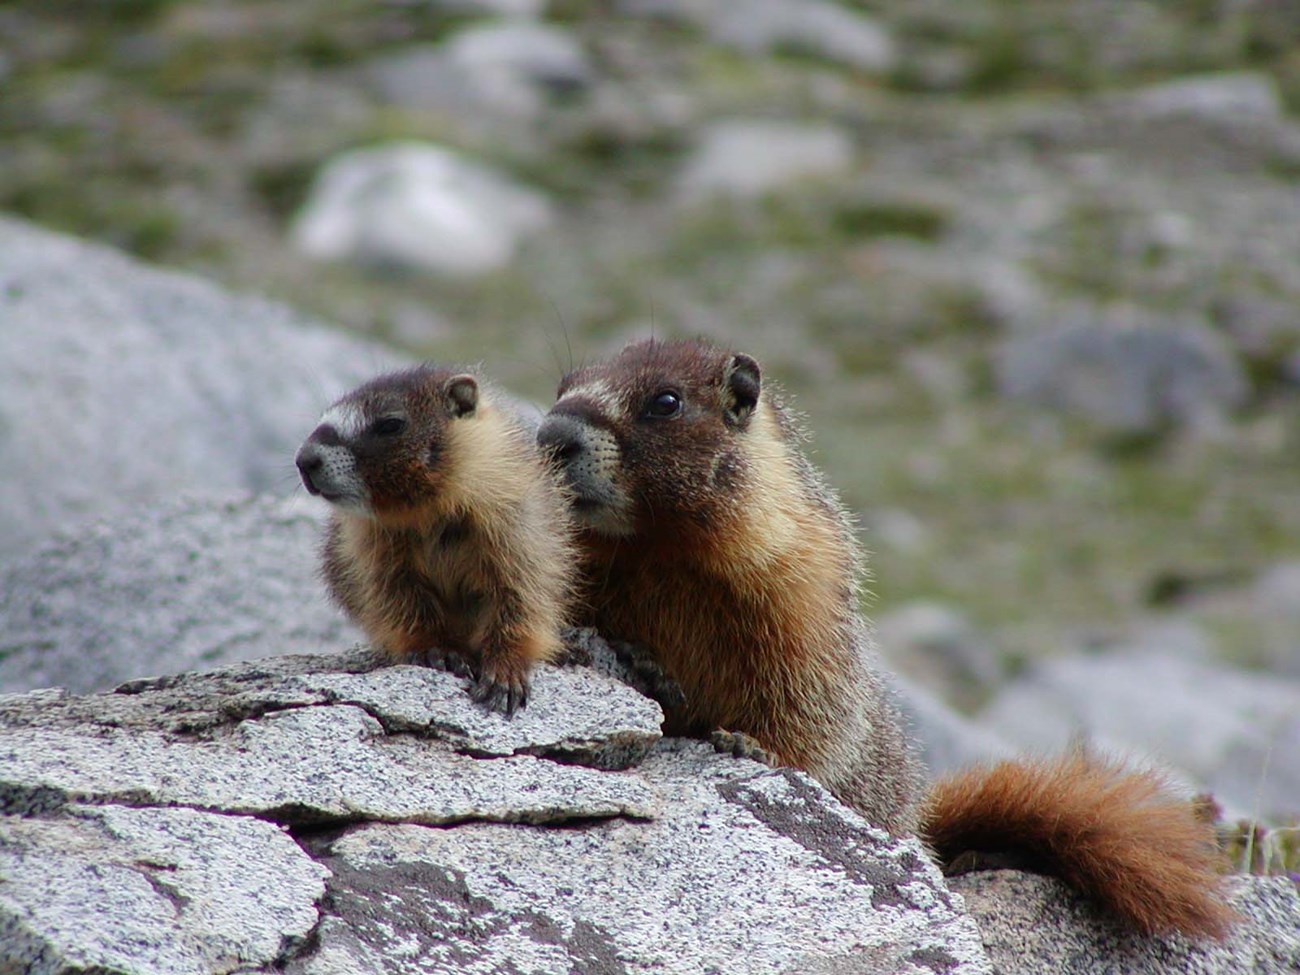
(537, 414, 588, 464)
(295, 443, 324, 494)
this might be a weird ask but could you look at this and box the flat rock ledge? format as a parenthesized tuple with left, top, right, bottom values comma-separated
(0, 648, 983, 975)
(1, 649, 1295, 975)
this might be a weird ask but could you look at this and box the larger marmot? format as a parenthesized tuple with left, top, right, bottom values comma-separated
(537, 337, 1232, 938)
(296, 364, 574, 714)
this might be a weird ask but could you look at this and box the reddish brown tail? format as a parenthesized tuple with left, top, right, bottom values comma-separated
(922, 751, 1236, 939)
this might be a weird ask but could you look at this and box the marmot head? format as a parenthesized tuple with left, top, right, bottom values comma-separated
(537, 339, 762, 538)
(296, 366, 480, 521)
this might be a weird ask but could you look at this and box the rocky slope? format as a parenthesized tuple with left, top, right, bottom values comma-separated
(0, 216, 1296, 971)
(2, 1, 1299, 954)
(2, 646, 1296, 975)
(3, 208, 1297, 832)
(3, 1, 1299, 675)
(0, 647, 989, 974)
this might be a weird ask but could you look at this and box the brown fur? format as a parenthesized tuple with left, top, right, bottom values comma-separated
(298, 365, 575, 713)
(539, 337, 1233, 937)
(540, 339, 922, 835)
(927, 752, 1235, 939)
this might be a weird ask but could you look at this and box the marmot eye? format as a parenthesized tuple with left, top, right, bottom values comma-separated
(371, 417, 406, 436)
(645, 391, 682, 419)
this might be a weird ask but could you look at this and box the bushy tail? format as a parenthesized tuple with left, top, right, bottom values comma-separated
(922, 751, 1236, 939)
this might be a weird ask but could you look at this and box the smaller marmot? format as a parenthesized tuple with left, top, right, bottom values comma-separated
(296, 365, 575, 714)
(538, 338, 1233, 939)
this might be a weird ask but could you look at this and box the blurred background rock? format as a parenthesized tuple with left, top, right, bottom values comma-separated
(1, 1, 1298, 838)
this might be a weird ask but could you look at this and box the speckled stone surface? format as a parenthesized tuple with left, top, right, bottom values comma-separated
(952, 870, 1300, 975)
(295, 742, 990, 975)
(0, 652, 992, 975)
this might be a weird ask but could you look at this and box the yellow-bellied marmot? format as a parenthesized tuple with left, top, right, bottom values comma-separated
(537, 337, 1233, 939)
(296, 365, 574, 714)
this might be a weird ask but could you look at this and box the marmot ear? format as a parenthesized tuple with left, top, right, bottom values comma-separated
(445, 374, 479, 418)
(724, 353, 761, 425)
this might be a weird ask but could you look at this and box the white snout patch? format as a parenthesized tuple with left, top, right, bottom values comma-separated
(558, 380, 620, 416)
(310, 444, 370, 514)
(562, 424, 637, 537)
(318, 401, 368, 440)
(548, 388, 640, 535)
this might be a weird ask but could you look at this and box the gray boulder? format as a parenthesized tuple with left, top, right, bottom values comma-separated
(290, 142, 555, 275)
(1247, 561, 1300, 621)
(676, 119, 855, 201)
(995, 308, 1249, 436)
(1177, 560, 1300, 678)
(1126, 72, 1284, 122)
(1, 804, 329, 975)
(3, 647, 1294, 974)
(1246, 562, 1300, 676)
(622, 0, 895, 74)
(434, 0, 546, 13)
(0, 216, 400, 560)
(953, 871, 1300, 975)
(0, 650, 992, 975)
(0, 494, 354, 696)
(297, 747, 988, 975)
(977, 648, 1300, 821)
(0, 649, 663, 824)
(367, 21, 592, 126)
(441, 19, 592, 97)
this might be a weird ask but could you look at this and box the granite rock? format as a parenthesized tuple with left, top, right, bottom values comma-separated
(953, 871, 1300, 975)
(0, 648, 663, 825)
(367, 21, 592, 127)
(676, 119, 855, 201)
(0, 651, 993, 975)
(1125, 72, 1284, 122)
(0, 217, 400, 559)
(0, 804, 328, 975)
(290, 142, 555, 275)
(294, 743, 990, 975)
(995, 309, 1249, 435)
(977, 648, 1300, 821)
(622, 0, 895, 74)
(0, 494, 355, 695)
